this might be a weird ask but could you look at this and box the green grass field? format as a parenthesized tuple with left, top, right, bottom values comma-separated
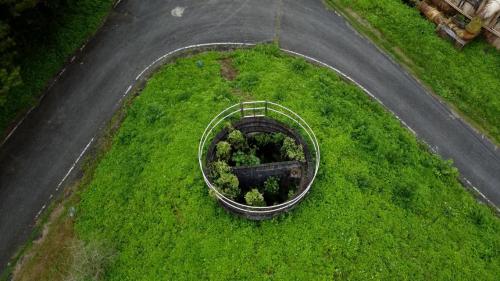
(0, 0, 114, 134)
(326, 0, 500, 143)
(73, 46, 500, 280)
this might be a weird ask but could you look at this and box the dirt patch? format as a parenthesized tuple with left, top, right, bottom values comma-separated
(220, 57, 238, 81)
(12, 204, 75, 281)
(219, 57, 253, 100)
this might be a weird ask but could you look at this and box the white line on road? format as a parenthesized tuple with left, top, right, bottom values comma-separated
(35, 137, 95, 220)
(124, 85, 132, 96)
(35, 204, 46, 219)
(464, 178, 500, 212)
(55, 137, 94, 192)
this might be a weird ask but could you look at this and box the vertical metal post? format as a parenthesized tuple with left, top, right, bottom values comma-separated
(265, 101, 268, 116)
(240, 102, 244, 117)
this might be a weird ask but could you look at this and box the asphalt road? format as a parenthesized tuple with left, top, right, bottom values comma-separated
(1, 0, 499, 273)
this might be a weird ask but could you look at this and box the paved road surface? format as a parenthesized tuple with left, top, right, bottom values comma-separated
(1, 0, 499, 273)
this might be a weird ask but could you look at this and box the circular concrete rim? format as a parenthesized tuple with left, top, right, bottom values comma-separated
(198, 101, 320, 215)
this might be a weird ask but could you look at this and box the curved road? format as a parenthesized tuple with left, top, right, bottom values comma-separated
(1, 0, 499, 273)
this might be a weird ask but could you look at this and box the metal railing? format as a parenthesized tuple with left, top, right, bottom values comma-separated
(198, 101, 320, 215)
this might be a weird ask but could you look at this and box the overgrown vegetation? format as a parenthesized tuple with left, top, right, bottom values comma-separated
(244, 189, 266, 206)
(263, 177, 280, 195)
(65, 240, 115, 281)
(25, 45, 498, 280)
(210, 161, 240, 200)
(211, 126, 306, 205)
(281, 136, 305, 161)
(326, 0, 500, 143)
(0, 0, 114, 134)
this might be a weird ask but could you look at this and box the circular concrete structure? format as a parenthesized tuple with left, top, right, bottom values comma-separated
(198, 101, 320, 220)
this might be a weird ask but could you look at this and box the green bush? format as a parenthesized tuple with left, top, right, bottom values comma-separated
(216, 141, 232, 161)
(0, 23, 21, 107)
(281, 136, 305, 161)
(252, 132, 284, 147)
(214, 172, 240, 199)
(231, 150, 261, 167)
(210, 161, 240, 199)
(244, 189, 266, 206)
(291, 59, 308, 73)
(227, 129, 247, 150)
(212, 160, 231, 176)
(263, 176, 280, 195)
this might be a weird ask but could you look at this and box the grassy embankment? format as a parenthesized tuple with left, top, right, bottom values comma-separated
(0, 0, 114, 136)
(13, 45, 500, 281)
(326, 0, 500, 143)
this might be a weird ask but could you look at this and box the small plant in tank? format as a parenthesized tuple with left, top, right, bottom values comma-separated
(210, 126, 306, 206)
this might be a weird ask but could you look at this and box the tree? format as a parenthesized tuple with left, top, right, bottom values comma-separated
(0, 22, 21, 106)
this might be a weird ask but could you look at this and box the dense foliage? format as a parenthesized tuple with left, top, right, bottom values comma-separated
(0, 0, 113, 133)
(210, 161, 239, 200)
(244, 188, 265, 207)
(263, 176, 279, 195)
(326, 0, 500, 143)
(212, 127, 305, 205)
(215, 141, 231, 161)
(281, 136, 305, 161)
(76, 46, 500, 280)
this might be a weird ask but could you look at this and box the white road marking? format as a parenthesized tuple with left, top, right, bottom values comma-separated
(124, 85, 132, 96)
(116, 84, 133, 105)
(135, 42, 254, 81)
(0, 107, 35, 147)
(35, 204, 46, 219)
(171, 7, 185, 17)
(464, 178, 500, 213)
(400, 121, 416, 135)
(55, 137, 94, 192)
